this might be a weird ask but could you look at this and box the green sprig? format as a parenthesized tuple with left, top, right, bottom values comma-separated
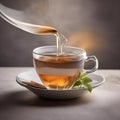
(73, 72, 93, 92)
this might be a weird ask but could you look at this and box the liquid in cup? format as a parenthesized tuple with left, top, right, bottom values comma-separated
(33, 46, 87, 90)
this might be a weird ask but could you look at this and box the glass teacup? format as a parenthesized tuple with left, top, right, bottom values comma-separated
(33, 46, 98, 90)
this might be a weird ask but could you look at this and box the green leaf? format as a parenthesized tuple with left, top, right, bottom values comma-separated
(80, 72, 87, 79)
(72, 86, 79, 89)
(84, 83, 93, 92)
(73, 80, 81, 86)
(72, 72, 93, 92)
(82, 77, 92, 84)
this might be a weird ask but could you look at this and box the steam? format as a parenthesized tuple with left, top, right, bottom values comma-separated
(67, 30, 107, 54)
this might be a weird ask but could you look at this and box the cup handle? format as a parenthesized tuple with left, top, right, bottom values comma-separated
(84, 56, 98, 73)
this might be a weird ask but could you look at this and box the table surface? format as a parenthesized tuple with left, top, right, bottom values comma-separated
(0, 68, 120, 120)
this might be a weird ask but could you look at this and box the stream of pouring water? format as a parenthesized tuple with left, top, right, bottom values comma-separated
(0, 11, 68, 56)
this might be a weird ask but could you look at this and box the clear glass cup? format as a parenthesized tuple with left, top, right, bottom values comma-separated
(33, 46, 98, 90)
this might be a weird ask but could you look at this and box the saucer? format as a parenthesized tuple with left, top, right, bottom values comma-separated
(16, 70, 105, 100)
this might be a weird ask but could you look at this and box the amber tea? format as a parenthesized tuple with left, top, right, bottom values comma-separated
(33, 45, 99, 90)
(33, 52, 85, 90)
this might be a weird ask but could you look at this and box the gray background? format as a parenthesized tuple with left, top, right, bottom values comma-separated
(0, 0, 120, 68)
